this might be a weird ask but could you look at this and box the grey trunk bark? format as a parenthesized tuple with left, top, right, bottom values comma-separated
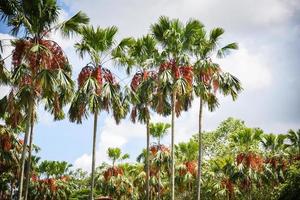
(146, 120, 150, 200)
(90, 111, 98, 200)
(170, 91, 176, 200)
(24, 109, 35, 200)
(197, 98, 203, 200)
(18, 100, 34, 200)
(157, 138, 161, 200)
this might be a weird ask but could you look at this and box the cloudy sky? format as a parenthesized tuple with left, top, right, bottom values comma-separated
(0, 0, 299, 172)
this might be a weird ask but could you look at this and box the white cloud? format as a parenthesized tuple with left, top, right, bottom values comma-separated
(218, 46, 272, 90)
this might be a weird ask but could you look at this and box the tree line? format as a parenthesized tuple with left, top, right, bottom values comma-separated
(0, 0, 298, 200)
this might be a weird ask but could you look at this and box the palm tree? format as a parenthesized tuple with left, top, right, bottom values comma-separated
(151, 16, 201, 200)
(175, 140, 198, 198)
(107, 147, 129, 167)
(150, 122, 171, 146)
(286, 129, 300, 155)
(0, 1, 89, 199)
(69, 25, 129, 200)
(192, 25, 242, 200)
(149, 122, 170, 199)
(113, 35, 159, 200)
(230, 128, 264, 200)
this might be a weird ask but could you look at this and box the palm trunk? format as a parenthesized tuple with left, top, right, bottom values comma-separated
(18, 100, 34, 200)
(90, 111, 98, 200)
(197, 98, 203, 200)
(24, 109, 34, 200)
(10, 180, 13, 198)
(158, 137, 161, 200)
(146, 119, 150, 200)
(170, 91, 176, 200)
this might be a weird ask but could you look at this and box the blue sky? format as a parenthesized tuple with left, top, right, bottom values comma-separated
(0, 0, 300, 171)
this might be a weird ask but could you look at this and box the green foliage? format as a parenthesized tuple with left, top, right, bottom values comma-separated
(278, 161, 300, 200)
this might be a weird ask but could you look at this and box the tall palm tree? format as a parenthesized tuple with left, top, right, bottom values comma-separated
(151, 16, 201, 200)
(149, 122, 170, 200)
(0, 1, 89, 199)
(192, 25, 242, 200)
(69, 25, 129, 200)
(113, 35, 159, 200)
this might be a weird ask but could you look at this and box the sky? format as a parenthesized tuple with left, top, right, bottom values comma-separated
(0, 0, 299, 172)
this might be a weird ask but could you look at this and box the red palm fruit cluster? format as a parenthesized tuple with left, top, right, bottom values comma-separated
(199, 67, 221, 86)
(40, 40, 67, 70)
(1, 134, 12, 152)
(12, 39, 67, 71)
(178, 161, 197, 176)
(236, 152, 263, 171)
(102, 68, 115, 84)
(60, 175, 69, 182)
(31, 174, 38, 182)
(240, 178, 251, 190)
(150, 144, 170, 156)
(185, 161, 197, 175)
(179, 66, 193, 86)
(37, 178, 57, 192)
(159, 61, 193, 85)
(212, 79, 219, 93)
(103, 166, 124, 181)
(6, 91, 22, 128)
(293, 155, 300, 161)
(92, 66, 103, 94)
(78, 65, 94, 88)
(19, 74, 32, 87)
(130, 70, 157, 91)
(150, 166, 159, 177)
(265, 157, 287, 171)
(221, 178, 234, 195)
(12, 40, 28, 67)
(159, 60, 179, 79)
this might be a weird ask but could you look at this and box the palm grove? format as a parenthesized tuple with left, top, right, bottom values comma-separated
(0, 1, 299, 200)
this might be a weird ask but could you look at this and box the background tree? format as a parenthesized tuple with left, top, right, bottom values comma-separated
(149, 122, 170, 199)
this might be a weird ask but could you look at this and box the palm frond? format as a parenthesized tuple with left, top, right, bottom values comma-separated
(59, 11, 89, 38)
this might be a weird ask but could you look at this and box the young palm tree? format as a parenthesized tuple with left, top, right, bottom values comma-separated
(149, 122, 170, 200)
(68, 25, 129, 200)
(286, 129, 300, 155)
(175, 140, 199, 199)
(0, 1, 89, 199)
(151, 16, 201, 200)
(150, 122, 171, 146)
(192, 25, 242, 200)
(107, 147, 129, 167)
(113, 35, 159, 200)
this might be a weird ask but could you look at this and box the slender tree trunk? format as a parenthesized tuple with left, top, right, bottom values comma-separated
(146, 119, 150, 200)
(197, 98, 203, 200)
(158, 138, 161, 200)
(170, 91, 176, 200)
(10, 180, 13, 198)
(18, 100, 34, 200)
(24, 108, 34, 200)
(90, 111, 98, 200)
